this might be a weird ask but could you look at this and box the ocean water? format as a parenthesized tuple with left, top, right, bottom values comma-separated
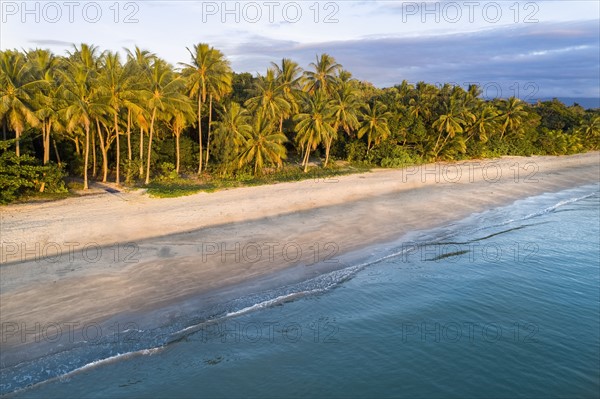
(3, 183, 599, 398)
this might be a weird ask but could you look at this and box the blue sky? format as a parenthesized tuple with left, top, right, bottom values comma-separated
(1, 1, 599, 100)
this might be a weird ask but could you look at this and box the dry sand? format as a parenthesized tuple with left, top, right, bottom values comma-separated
(0, 152, 598, 363)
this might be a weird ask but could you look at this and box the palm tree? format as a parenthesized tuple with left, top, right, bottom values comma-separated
(60, 43, 105, 189)
(0, 50, 41, 156)
(578, 116, 600, 150)
(236, 113, 287, 175)
(326, 76, 359, 166)
(497, 97, 528, 140)
(431, 97, 473, 159)
(180, 43, 232, 174)
(204, 64, 232, 170)
(358, 102, 392, 152)
(303, 53, 341, 95)
(294, 92, 335, 172)
(125, 46, 155, 178)
(165, 100, 195, 174)
(271, 58, 302, 131)
(245, 68, 290, 130)
(395, 80, 415, 103)
(27, 48, 63, 164)
(212, 101, 252, 174)
(97, 51, 141, 184)
(465, 103, 498, 144)
(142, 58, 189, 184)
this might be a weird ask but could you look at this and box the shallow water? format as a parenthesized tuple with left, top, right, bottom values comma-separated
(3, 183, 599, 398)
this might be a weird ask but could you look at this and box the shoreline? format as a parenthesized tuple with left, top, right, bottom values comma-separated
(1, 152, 599, 369)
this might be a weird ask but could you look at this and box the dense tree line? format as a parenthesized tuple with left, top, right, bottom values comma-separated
(1, 44, 599, 202)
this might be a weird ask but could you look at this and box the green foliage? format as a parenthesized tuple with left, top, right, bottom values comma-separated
(230, 72, 256, 104)
(536, 129, 583, 155)
(365, 140, 420, 167)
(177, 135, 198, 172)
(157, 162, 179, 181)
(146, 181, 211, 198)
(534, 99, 584, 132)
(0, 140, 67, 204)
(345, 140, 368, 163)
(122, 158, 140, 184)
(38, 162, 69, 193)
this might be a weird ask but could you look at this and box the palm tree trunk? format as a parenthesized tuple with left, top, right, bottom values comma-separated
(83, 122, 90, 190)
(15, 128, 21, 157)
(499, 120, 508, 141)
(41, 122, 48, 164)
(45, 121, 52, 164)
(43, 121, 50, 164)
(438, 132, 452, 157)
(127, 109, 132, 161)
(205, 95, 213, 169)
(145, 108, 157, 185)
(92, 124, 97, 177)
(324, 137, 333, 167)
(75, 137, 80, 156)
(175, 132, 181, 174)
(279, 116, 284, 133)
(302, 142, 311, 173)
(114, 112, 120, 185)
(96, 119, 109, 183)
(139, 127, 144, 178)
(432, 130, 444, 159)
(198, 96, 203, 174)
(53, 139, 61, 166)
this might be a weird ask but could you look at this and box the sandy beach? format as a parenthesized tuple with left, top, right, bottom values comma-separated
(1, 152, 599, 365)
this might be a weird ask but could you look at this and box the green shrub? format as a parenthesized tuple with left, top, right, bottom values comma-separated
(0, 140, 67, 204)
(345, 140, 368, 163)
(368, 141, 419, 168)
(158, 162, 178, 181)
(122, 158, 141, 184)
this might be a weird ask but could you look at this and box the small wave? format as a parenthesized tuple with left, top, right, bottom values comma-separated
(465, 190, 597, 236)
(67, 347, 163, 376)
(2, 347, 164, 397)
(167, 251, 419, 341)
(514, 192, 597, 222)
(224, 292, 306, 318)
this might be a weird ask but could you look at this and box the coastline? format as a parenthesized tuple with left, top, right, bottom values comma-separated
(1, 152, 599, 371)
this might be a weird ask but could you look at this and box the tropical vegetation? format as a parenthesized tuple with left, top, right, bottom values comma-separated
(1, 44, 599, 203)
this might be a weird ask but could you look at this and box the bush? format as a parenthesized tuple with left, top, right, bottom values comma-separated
(345, 140, 368, 163)
(0, 140, 67, 204)
(158, 162, 179, 181)
(122, 158, 141, 184)
(368, 141, 419, 168)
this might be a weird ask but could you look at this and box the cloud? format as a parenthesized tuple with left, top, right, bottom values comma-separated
(228, 20, 599, 98)
(27, 39, 73, 47)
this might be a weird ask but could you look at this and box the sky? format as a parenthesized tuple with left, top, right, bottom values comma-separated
(1, 0, 599, 101)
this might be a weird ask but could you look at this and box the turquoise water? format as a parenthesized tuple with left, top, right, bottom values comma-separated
(4, 184, 600, 398)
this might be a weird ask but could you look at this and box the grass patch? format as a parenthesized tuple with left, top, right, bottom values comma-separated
(145, 180, 216, 198)
(142, 163, 371, 198)
(228, 163, 370, 186)
(67, 181, 84, 190)
(12, 190, 74, 204)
